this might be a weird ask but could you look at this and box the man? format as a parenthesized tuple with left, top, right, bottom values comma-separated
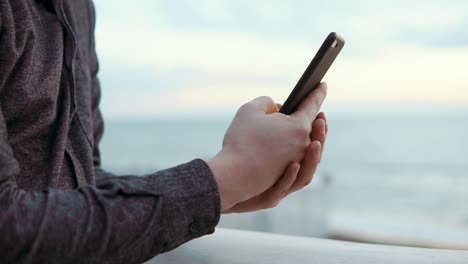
(0, 0, 328, 263)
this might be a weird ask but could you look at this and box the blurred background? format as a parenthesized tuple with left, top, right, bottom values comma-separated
(94, 0, 468, 249)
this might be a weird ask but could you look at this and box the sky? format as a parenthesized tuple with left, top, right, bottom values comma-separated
(93, 0, 468, 118)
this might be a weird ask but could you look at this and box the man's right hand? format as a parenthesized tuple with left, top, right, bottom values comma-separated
(206, 83, 327, 212)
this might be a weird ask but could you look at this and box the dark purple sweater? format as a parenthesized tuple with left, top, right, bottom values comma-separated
(0, 0, 221, 263)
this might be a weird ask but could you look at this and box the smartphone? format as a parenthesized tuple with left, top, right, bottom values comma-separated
(280, 32, 345, 115)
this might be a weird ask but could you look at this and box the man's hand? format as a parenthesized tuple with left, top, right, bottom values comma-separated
(207, 83, 327, 212)
(222, 113, 328, 213)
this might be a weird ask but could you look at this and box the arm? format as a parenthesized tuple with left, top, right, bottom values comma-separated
(0, 5, 221, 260)
(0, 107, 220, 264)
(0, 16, 220, 263)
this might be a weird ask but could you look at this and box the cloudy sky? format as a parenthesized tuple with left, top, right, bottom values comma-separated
(93, 0, 468, 118)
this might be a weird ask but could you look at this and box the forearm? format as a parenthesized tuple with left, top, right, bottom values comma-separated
(0, 159, 220, 264)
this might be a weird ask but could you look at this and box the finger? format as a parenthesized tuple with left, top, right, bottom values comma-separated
(316, 112, 328, 134)
(287, 141, 321, 194)
(224, 162, 300, 213)
(250, 162, 299, 210)
(310, 118, 326, 150)
(244, 96, 277, 114)
(292, 83, 327, 123)
(312, 112, 328, 155)
(262, 161, 300, 202)
(316, 112, 325, 121)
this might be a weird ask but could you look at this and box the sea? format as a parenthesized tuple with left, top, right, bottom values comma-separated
(99, 109, 468, 247)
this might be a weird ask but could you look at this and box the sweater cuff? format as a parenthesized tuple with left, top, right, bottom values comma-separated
(147, 158, 221, 251)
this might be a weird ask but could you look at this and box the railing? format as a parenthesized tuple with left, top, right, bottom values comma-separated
(150, 228, 468, 264)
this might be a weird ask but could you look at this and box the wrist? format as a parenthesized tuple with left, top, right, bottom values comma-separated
(206, 150, 250, 211)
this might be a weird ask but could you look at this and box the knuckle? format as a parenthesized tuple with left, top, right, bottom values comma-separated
(263, 96, 274, 102)
(239, 102, 250, 110)
(293, 124, 310, 142)
(257, 96, 274, 105)
(239, 101, 253, 112)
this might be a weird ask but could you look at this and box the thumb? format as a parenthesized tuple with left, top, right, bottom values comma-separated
(292, 82, 327, 122)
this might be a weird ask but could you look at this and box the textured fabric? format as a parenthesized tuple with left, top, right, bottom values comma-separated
(0, 0, 221, 263)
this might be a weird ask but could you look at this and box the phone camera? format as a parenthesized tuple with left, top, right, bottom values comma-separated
(331, 40, 338, 48)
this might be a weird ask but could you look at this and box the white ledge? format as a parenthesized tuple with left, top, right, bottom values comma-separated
(151, 228, 468, 264)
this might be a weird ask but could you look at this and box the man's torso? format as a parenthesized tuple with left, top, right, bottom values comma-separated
(0, 0, 98, 190)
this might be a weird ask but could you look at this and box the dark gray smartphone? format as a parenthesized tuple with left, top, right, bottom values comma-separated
(280, 32, 345, 115)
